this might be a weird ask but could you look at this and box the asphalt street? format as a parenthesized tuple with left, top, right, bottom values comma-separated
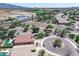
(43, 37, 79, 56)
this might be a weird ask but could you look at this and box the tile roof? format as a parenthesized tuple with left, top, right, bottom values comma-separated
(14, 34, 34, 44)
(0, 39, 3, 43)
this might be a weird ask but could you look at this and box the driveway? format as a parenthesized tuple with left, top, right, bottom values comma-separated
(11, 45, 37, 56)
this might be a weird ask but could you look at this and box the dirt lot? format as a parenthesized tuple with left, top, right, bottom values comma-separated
(0, 9, 35, 21)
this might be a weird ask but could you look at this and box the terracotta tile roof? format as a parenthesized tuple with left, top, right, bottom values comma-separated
(14, 34, 34, 44)
(0, 40, 2, 43)
(10, 53, 16, 56)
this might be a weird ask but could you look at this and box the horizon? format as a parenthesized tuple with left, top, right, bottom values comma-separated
(8, 3, 79, 8)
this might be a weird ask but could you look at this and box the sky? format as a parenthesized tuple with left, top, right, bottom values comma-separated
(9, 3, 79, 8)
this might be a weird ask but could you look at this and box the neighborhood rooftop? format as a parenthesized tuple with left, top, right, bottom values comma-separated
(14, 34, 34, 45)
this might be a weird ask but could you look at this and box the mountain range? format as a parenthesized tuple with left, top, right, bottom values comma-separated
(0, 3, 28, 9)
(0, 3, 79, 10)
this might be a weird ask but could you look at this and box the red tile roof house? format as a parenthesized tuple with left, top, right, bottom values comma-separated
(0, 40, 3, 45)
(14, 34, 34, 46)
(0, 40, 3, 47)
(0, 40, 3, 43)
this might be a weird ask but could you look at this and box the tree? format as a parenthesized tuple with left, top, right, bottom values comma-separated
(36, 32, 45, 39)
(5, 17, 15, 22)
(21, 23, 26, 27)
(0, 28, 8, 40)
(60, 29, 67, 37)
(16, 33, 20, 35)
(44, 29, 52, 36)
(64, 12, 67, 15)
(31, 49, 36, 52)
(23, 25, 29, 32)
(3, 29, 8, 34)
(46, 24, 53, 29)
(68, 34, 75, 39)
(8, 30, 16, 38)
(31, 26, 39, 33)
(0, 29, 8, 36)
(38, 49, 45, 56)
(9, 21, 22, 29)
(0, 35, 7, 40)
(36, 10, 52, 22)
(75, 35, 79, 44)
(9, 24, 16, 28)
(0, 31, 5, 36)
(44, 24, 53, 36)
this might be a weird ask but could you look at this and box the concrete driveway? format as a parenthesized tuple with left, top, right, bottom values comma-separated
(11, 45, 37, 56)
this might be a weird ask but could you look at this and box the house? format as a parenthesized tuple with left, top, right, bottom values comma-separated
(0, 40, 3, 47)
(54, 17, 69, 25)
(16, 16, 30, 21)
(74, 21, 79, 31)
(54, 14, 69, 25)
(0, 40, 3, 44)
(75, 16, 79, 21)
(14, 34, 34, 45)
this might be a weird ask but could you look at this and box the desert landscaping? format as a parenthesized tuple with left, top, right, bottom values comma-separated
(0, 3, 79, 56)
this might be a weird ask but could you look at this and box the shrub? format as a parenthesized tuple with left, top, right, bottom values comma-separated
(8, 30, 16, 38)
(75, 35, 79, 44)
(68, 34, 75, 39)
(5, 17, 15, 21)
(23, 25, 29, 32)
(44, 29, 52, 36)
(31, 27, 39, 33)
(9, 24, 16, 28)
(36, 32, 45, 39)
(36, 10, 52, 22)
(31, 49, 36, 52)
(14, 21, 22, 26)
(21, 23, 26, 27)
(0, 28, 8, 40)
(10, 21, 22, 28)
(38, 49, 45, 56)
(0, 35, 7, 40)
(60, 29, 67, 37)
(46, 24, 53, 29)
(17, 33, 19, 35)
(53, 39, 62, 48)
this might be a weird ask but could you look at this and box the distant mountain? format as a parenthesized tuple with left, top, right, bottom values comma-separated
(0, 3, 28, 9)
(70, 7, 79, 10)
(0, 3, 79, 10)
